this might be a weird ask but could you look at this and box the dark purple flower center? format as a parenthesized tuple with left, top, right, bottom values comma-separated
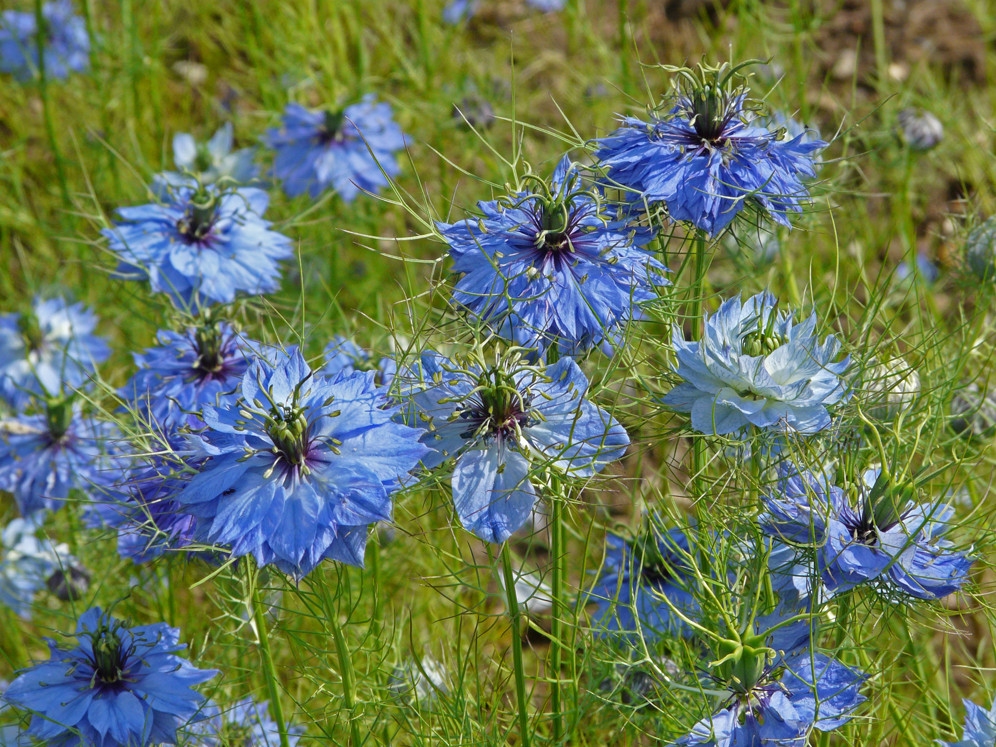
(191, 322, 235, 380)
(176, 195, 219, 246)
(82, 624, 136, 690)
(685, 86, 737, 145)
(16, 312, 44, 353)
(317, 109, 348, 146)
(458, 370, 534, 444)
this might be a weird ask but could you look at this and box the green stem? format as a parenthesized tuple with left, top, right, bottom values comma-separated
(689, 231, 709, 498)
(34, 0, 69, 206)
(252, 581, 291, 747)
(550, 485, 565, 744)
(329, 589, 362, 747)
(870, 0, 888, 92)
(500, 547, 531, 747)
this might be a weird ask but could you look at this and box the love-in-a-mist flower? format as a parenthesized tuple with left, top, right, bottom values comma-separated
(762, 465, 972, 600)
(167, 122, 259, 186)
(181, 697, 303, 746)
(939, 695, 996, 747)
(174, 348, 428, 577)
(0, 394, 125, 516)
(122, 319, 256, 431)
(437, 157, 668, 355)
(0, 0, 89, 81)
(675, 650, 866, 746)
(0, 296, 110, 409)
(102, 181, 293, 310)
(4, 607, 217, 747)
(663, 291, 849, 435)
(324, 336, 396, 386)
(401, 351, 628, 543)
(594, 65, 826, 237)
(588, 527, 699, 642)
(0, 515, 72, 618)
(265, 96, 405, 201)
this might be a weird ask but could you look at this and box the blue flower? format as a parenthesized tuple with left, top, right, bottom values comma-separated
(663, 291, 850, 435)
(438, 157, 668, 355)
(762, 465, 972, 600)
(594, 79, 825, 237)
(0, 395, 126, 516)
(401, 352, 628, 543)
(4, 606, 217, 747)
(443, 0, 479, 23)
(324, 336, 397, 386)
(896, 252, 940, 286)
(675, 652, 866, 746)
(939, 696, 996, 746)
(266, 96, 406, 201)
(0, 516, 72, 618)
(102, 182, 293, 310)
(182, 697, 304, 746)
(0, 1, 88, 81)
(121, 320, 256, 431)
(0, 296, 110, 409)
(588, 527, 699, 642)
(165, 122, 259, 186)
(174, 348, 429, 577)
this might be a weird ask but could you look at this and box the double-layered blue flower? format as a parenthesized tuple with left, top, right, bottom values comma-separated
(594, 85, 825, 236)
(675, 652, 866, 746)
(0, 1, 88, 81)
(940, 695, 996, 746)
(0, 516, 72, 618)
(182, 697, 304, 746)
(266, 97, 406, 201)
(102, 182, 293, 310)
(122, 320, 256, 431)
(588, 527, 699, 642)
(401, 352, 628, 543)
(4, 607, 216, 747)
(437, 157, 668, 355)
(0, 296, 110, 409)
(0, 396, 126, 516)
(762, 465, 972, 600)
(174, 348, 429, 577)
(167, 122, 259, 186)
(663, 292, 849, 435)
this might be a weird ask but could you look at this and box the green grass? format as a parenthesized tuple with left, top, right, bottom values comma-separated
(2, 0, 996, 745)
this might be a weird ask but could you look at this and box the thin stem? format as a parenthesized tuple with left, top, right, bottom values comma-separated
(500, 547, 531, 747)
(689, 230, 709, 499)
(33, 0, 69, 206)
(252, 580, 291, 747)
(550, 484, 565, 743)
(329, 584, 362, 747)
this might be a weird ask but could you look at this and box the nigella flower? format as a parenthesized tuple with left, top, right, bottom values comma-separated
(167, 122, 259, 185)
(437, 157, 668, 355)
(324, 336, 396, 386)
(0, 394, 126, 516)
(594, 67, 826, 236)
(4, 606, 217, 746)
(588, 527, 699, 642)
(896, 252, 939, 286)
(761, 465, 972, 600)
(0, 295, 110, 409)
(401, 351, 628, 543)
(675, 652, 866, 746)
(174, 348, 429, 577)
(0, 0, 88, 81)
(663, 291, 850, 435)
(265, 96, 405, 201)
(121, 319, 256, 430)
(897, 107, 944, 152)
(965, 217, 996, 283)
(939, 695, 996, 746)
(182, 697, 303, 746)
(102, 181, 293, 310)
(0, 516, 72, 618)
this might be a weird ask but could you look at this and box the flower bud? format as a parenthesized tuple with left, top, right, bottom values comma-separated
(897, 108, 943, 151)
(949, 382, 996, 439)
(863, 360, 920, 420)
(46, 563, 91, 601)
(965, 218, 996, 283)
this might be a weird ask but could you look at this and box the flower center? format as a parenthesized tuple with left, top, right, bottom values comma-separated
(176, 192, 219, 246)
(88, 626, 130, 687)
(266, 404, 312, 468)
(715, 629, 773, 694)
(17, 312, 44, 353)
(193, 145, 215, 174)
(44, 394, 74, 442)
(217, 722, 255, 745)
(458, 369, 533, 443)
(192, 322, 227, 377)
(535, 198, 575, 254)
(741, 329, 786, 358)
(687, 85, 733, 145)
(317, 109, 347, 145)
